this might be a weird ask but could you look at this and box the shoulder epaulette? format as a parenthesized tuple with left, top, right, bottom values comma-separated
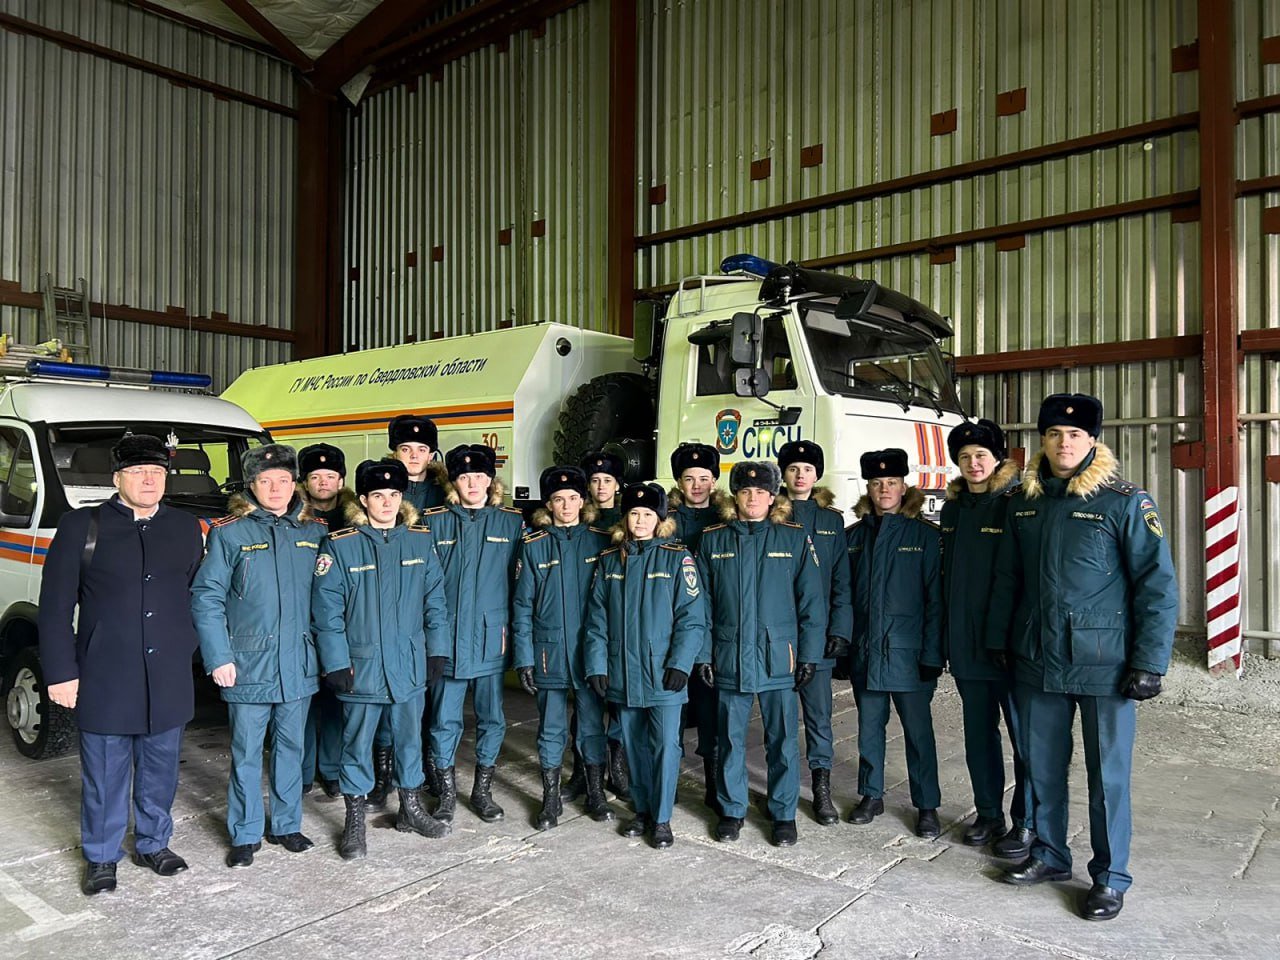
(1002, 485, 1022, 498)
(423, 505, 449, 516)
(702, 523, 726, 533)
(499, 506, 524, 515)
(209, 515, 239, 528)
(588, 526, 611, 536)
(328, 527, 359, 540)
(313, 516, 330, 526)
(408, 523, 432, 533)
(1103, 478, 1138, 496)
(822, 506, 844, 517)
(659, 541, 686, 551)
(914, 516, 941, 530)
(600, 546, 620, 556)
(779, 520, 804, 529)
(522, 530, 548, 543)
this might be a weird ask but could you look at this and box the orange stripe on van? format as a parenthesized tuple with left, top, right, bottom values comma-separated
(261, 401, 514, 433)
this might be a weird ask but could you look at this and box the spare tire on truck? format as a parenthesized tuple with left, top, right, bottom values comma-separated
(553, 373, 656, 482)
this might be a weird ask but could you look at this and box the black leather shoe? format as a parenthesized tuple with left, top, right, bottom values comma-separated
(226, 843, 260, 868)
(963, 814, 1007, 846)
(320, 778, 341, 799)
(651, 822, 674, 849)
(132, 847, 188, 876)
(265, 832, 315, 853)
(992, 825, 1034, 859)
(772, 819, 798, 847)
(1082, 884, 1124, 921)
(81, 861, 117, 895)
(847, 796, 884, 824)
(622, 814, 651, 838)
(916, 808, 941, 839)
(302, 782, 313, 796)
(1000, 856, 1071, 886)
(715, 816, 744, 842)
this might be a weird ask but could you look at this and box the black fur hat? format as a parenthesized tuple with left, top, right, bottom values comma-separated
(446, 443, 496, 480)
(356, 459, 408, 496)
(619, 482, 668, 520)
(729, 460, 782, 495)
(540, 465, 588, 502)
(111, 433, 169, 471)
(947, 419, 1007, 464)
(1037, 393, 1103, 437)
(388, 414, 439, 451)
(777, 440, 825, 479)
(579, 450, 625, 483)
(242, 443, 298, 482)
(298, 443, 346, 479)
(860, 448, 910, 481)
(670, 442, 719, 479)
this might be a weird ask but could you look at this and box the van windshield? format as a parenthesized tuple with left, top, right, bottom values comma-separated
(800, 304, 961, 413)
(48, 423, 269, 511)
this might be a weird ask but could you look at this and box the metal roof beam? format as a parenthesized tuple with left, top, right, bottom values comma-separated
(217, 0, 314, 72)
(311, 0, 451, 94)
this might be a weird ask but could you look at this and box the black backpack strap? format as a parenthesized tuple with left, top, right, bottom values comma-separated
(80, 505, 101, 583)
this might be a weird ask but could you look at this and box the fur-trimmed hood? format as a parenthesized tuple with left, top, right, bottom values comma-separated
(443, 477, 506, 507)
(531, 500, 600, 529)
(944, 459, 1022, 501)
(853, 485, 926, 520)
(1021, 442, 1117, 500)
(774, 485, 836, 513)
(345, 497, 421, 528)
(666, 486, 732, 513)
(227, 491, 318, 525)
(296, 484, 359, 513)
(716, 495, 794, 525)
(608, 516, 678, 544)
(380, 455, 450, 489)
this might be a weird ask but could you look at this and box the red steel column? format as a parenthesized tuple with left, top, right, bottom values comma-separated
(1199, 0, 1242, 676)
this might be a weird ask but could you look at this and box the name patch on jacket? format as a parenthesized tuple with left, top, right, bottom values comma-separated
(584, 556, 598, 564)
(606, 572, 624, 581)
(710, 552, 735, 560)
(647, 571, 672, 580)
(436, 538, 457, 547)
(486, 536, 510, 544)
(314, 554, 333, 577)
(898, 546, 923, 553)
(1014, 510, 1037, 518)
(401, 558, 425, 566)
(941, 525, 955, 533)
(767, 551, 793, 559)
(814, 529, 837, 536)
(1071, 511, 1104, 522)
(296, 540, 319, 549)
(980, 527, 1003, 535)
(241, 542, 269, 552)
(682, 556, 699, 598)
(537, 559, 560, 570)
(349, 563, 376, 573)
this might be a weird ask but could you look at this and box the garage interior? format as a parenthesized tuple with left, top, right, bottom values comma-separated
(1, 0, 1278, 957)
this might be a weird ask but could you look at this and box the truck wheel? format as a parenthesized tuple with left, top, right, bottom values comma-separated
(4, 647, 76, 760)
(554, 373, 656, 481)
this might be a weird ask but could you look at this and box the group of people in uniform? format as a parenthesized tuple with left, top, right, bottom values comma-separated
(41, 392, 1177, 924)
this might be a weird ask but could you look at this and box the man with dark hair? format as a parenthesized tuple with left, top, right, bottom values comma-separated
(987, 394, 1177, 921)
(389, 414, 448, 512)
(39, 433, 204, 895)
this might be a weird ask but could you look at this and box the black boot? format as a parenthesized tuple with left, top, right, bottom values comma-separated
(434, 766, 457, 823)
(536, 766, 563, 831)
(396, 787, 450, 838)
(470, 764, 505, 822)
(702, 756, 721, 816)
(368, 746, 394, 808)
(340, 795, 367, 860)
(848, 795, 884, 824)
(563, 734, 587, 802)
(811, 769, 838, 826)
(423, 758, 440, 800)
(583, 763, 616, 822)
(607, 739, 631, 802)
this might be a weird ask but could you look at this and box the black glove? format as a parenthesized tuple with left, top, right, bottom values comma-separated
(989, 649, 1010, 672)
(427, 656, 448, 686)
(823, 636, 843, 659)
(1122, 669, 1162, 701)
(587, 674, 608, 698)
(832, 658, 851, 682)
(696, 663, 714, 687)
(517, 666, 537, 695)
(324, 667, 354, 694)
(918, 663, 943, 682)
(793, 662, 817, 690)
(662, 667, 689, 692)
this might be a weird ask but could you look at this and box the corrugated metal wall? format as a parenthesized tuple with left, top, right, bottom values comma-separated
(0, 0, 295, 390)
(343, 0, 609, 346)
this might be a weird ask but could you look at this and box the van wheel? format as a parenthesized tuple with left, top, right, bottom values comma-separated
(4, 647, 76, 759)
(554, 373, 656, 482)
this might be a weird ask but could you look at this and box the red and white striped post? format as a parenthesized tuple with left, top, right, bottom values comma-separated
(1205, 488, 1242, 676)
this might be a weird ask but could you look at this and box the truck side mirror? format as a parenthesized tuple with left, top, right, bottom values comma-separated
(633, 300, 666, 365)
(730, 312, 762, 366)
(734, 366, 772, 399)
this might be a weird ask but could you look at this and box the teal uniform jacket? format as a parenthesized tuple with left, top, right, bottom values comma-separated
(985, 444, 1178, 695)
(782, 487, 853, 662)
(939, 461, 1022, 681)
(310, 503, 449, 704)
(384, 458, 448, 513)
(583, 535, 707, 708)
(695, 502, 827, 694)
(423, 486, 525, 680)
(192, 494, 326, 705)
(512, 514, 612, 689)
(593, 504, 622, 531)
(300, 487, 359, 533)
(667, 488, 732, 555)
(844, 487, 944, 693)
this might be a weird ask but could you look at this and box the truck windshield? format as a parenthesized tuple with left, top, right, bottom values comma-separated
(800, 304, 961, 413)
(48, 424, 269, 511)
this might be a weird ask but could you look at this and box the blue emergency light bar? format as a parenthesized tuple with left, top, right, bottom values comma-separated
(25, 359, 212, 390)
(719, 253, 781, 278)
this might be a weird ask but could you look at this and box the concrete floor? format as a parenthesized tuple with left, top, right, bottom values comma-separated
(1, 680, 1277, 960)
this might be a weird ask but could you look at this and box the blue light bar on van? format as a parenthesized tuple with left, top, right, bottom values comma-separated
(719, 253, 781, 278)
(25, 359, 213, 390)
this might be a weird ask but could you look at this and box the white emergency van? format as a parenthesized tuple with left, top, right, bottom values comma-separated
(0, 340, 270, 758)
(223, 254, 965, 514)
